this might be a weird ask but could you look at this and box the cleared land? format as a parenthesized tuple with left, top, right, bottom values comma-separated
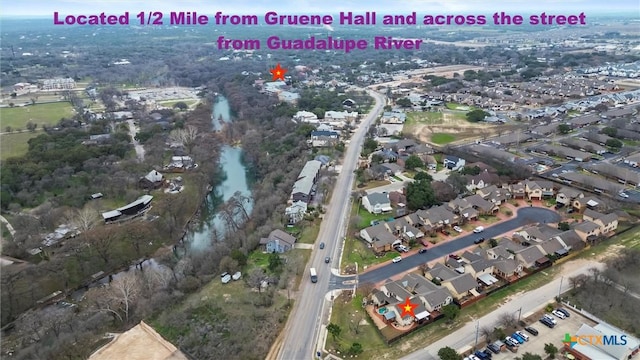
(1, 102, 74, 129)
(0, 131, 41, 160)
(404, 109, 499, 145)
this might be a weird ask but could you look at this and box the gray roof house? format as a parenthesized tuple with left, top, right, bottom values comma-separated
(362, 192, 392, 214)
(259, 229, 297, 253)
(290, 160, 322, 203)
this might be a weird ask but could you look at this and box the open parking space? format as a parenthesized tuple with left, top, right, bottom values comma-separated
(486, 308, 596, 360)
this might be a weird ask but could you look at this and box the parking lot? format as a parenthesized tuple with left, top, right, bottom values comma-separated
(487, 307, 597, 360)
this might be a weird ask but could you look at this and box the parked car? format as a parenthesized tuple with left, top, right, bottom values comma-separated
(453, 226, 463, 233)
(556, 308, 570, 318)
(524, 327, 539, 336)
(474, 350, 490, 360)
(449, 254, 462, 260)
(392, 256, 402, 263)
(325, 256, 330, 263)
(511, 333, 525, 344)
(473, 226, 484, 233)
(539, 317, 555, 328)
(487, 344, 501, 354)
(543, 314, 558, 324)
(441, 229, 451, 236)
(504, 337, 518, 347)
(469, 355, 481, 360)
(619, 192, 629, 198)
(319, 242, 325, 249)
(474, 237, 486, 244)
(418, 248, 428, 254)
(552, 310, 566, 319)
(515, 331, 529, 341)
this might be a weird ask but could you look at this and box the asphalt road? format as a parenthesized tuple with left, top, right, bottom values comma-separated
(341, 207, 561, 287)
(399, 261, 606, 360)
(276, 90, 387, 360)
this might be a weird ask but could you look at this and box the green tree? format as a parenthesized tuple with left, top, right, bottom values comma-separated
(466, 109, 489, 122)
(268, 252, 283, 273)
(348, 343, 363, 355)
(404, 155, 424, 170)
(396, 97, 412, 108)
(558, 222, 570, 231)
(414, 171, 433, 182)
(557, 124, 571, 134)
(606, 138, 623, 149)
(544, 343, 558, 359)
(460, 166, 481, 176)
(442, 304, 460, 322)
(406, 178, 436, 210)
(516, 353, 543, 360)
(327, 323, 341, 341)
(231, 249, 248, 267)
(173, 101, 188, 110)
(437, 346, 462, 360)
(362, 137, 378, 156)
(493, 327, 506, 341)
(489, 238, 498, 248)
(602, 127, 617, 137)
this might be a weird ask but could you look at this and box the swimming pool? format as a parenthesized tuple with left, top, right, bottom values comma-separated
(378, 307, 388, 314)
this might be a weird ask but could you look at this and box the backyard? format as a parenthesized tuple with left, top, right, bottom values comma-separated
(0, 130, 41, 160)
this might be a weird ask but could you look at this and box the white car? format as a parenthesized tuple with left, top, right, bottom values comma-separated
(544, 314, 558, 324)
(516, 331, 529, 341)
(619, 192, 629, 198)
(392, 256, 402, 263)
(552, 310, 566, 319)
(453, 226, 463, 233)
(473, 226, 484, 233)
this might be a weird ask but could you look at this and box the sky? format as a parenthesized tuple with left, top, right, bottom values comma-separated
(2, 0, 638, 17)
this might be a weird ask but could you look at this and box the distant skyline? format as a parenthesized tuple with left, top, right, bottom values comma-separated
(2, 0, 638, 17)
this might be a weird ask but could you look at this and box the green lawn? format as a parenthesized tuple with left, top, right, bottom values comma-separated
(158, 99, 199, 108)
(0, 130, 41, 160)
(297, 220, 321, 244)
(430, 133, 456, 144)
(1, 102, 74, 129)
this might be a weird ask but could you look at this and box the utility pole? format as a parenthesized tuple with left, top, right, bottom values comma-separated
(558, 276, 564, 299)
(474, 321, 479, 350)
(517, 307, 522, 322)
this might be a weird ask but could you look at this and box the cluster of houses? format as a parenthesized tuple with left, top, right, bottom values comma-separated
(285, 159, 322, 224)
(292, 109, 359, 148)
(366, 208, 619, 329)
(254, 80, 300, 104)
(359, 178, 619, 254)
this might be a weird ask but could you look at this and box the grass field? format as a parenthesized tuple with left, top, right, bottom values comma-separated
(0, 130, 41, 160)
(430, 133, 456, 144)
(1, 102, 74, 129)
(406, 111, 443, 126)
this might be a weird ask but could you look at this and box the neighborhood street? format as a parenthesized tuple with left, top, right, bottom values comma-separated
(332, 207, 561, 287)
(275, 89, 387, 360)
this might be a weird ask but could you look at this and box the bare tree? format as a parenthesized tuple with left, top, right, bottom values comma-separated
(481, 326, 494, 342)
(89, 228, 117, 265)
(108, 272, 141, 323)
(229, 190, 251, 222)
(168, 125, 199, 153)
(498, 312, 518, 331)
(588, 267, 601, 283)
(246, 268, 266, 293)
(66, 206, 100, 232)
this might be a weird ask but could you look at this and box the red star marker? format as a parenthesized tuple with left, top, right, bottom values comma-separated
(270, 63, 287, 81)
(400, 297, 418, 318)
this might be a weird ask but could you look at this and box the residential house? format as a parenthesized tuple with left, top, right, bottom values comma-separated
(476, 185, 511, 205)
(293, 110, 319, 124)
(466, 171, 501, 191)
(139, 170, 164, 190)
(572, 196, 602, 213)
(416, 205, 459, 232)
(556, 186, 584, 207)
(567, 323, 640, 360)
(463, 258, 495, 278)
(493, 258, 523, 280)
(524, 180, 555, 200)
(290, 160, 322, 203)
(444, 155, 466, 171)
(389, 217, 425, 242)
(441, 273, 478, 300)
(583, 209, 618, 234)
(362, 192, 393, 214)
(285, 201, 307, 224)
(324, 110, 358, 123)
(509, 183, 526, 199)
(380, 111, 407, 124)
(573, 221, 601, 242)
(259, 229, 297, 253)
(360, 223, 399, 253)
(424, 263, 459, 282)
(514, 245, 547, 269)
(310, 130, 339, 147)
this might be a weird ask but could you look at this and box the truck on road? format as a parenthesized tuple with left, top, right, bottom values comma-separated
(310, 267, 318, 283)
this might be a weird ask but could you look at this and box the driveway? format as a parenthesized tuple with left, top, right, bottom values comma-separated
(332, 207, 560, 287)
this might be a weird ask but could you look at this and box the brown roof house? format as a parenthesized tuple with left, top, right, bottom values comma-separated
(88, 321, 187, 360)
(259, 229, 297, 253)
